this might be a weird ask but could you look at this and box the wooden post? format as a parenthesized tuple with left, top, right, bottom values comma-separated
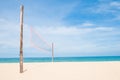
(52, 43, 54, 62)
(20, 5, 24, 73)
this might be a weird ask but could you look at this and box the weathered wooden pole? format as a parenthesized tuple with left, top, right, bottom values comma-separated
(52, 43, 54, 62)
(20, 5, 24, 73)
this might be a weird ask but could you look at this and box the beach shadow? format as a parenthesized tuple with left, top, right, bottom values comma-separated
(23, 69, 27, 73)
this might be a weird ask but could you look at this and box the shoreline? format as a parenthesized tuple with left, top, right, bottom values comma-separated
(0, 60, 120, 63)
(0, 56, 120, 63)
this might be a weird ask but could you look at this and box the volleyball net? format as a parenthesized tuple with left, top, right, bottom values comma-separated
(30, 26, 52, 53)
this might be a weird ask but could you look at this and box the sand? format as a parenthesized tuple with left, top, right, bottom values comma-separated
(0, 62, 120, 80)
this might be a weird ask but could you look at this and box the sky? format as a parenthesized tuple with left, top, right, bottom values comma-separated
(0, 0, 120, 57)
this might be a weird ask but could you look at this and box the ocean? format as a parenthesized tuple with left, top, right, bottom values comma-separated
(0, 56, 120, 63)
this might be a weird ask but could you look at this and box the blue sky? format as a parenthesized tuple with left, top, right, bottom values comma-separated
(0, 0, 120, 57)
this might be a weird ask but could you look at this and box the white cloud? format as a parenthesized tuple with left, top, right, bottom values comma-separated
(0, 18, 120, 57)
(84, 1, 120, 22)
(80, 22, 95, 27)
(36, 26, 114, 35)
(30, 25, 120, 56)
(88, 1, 120, 14)
(0, 18, 6, 22)
(110, 2, 120, 8)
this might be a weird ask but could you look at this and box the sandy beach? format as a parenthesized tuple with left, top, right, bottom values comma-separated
(0, 62, 120, 80)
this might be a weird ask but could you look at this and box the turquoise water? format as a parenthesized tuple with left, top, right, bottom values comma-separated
(0, 56, 120, 63)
